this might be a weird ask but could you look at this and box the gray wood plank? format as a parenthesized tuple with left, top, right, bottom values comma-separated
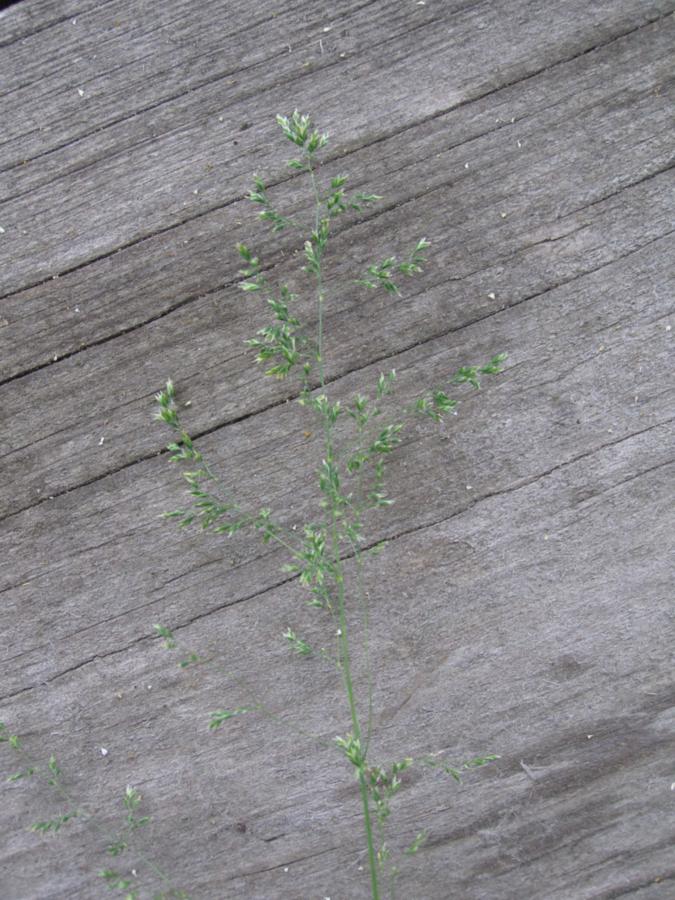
(1, 421, 672, 898)
(1, 1, 674, 898)
(0, 0, 385, 155)
(2, 228, 672, 695)
(1, 18, 673, 514)
(0, 0, 111, 48)
(1, 0, 672, 297)
(2, 9, 673, 380)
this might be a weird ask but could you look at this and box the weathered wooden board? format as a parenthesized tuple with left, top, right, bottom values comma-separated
(1, 10, 673, 514)
(0, 1, 671, 296)
(5, 5, 672, 383)
(0, 0, 99, 48)
(1, 0, 674, 898)
(2, 421, 673, 898)
(2, 232, 673, 694)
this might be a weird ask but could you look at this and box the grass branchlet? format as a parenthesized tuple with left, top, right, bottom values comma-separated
(0, 723, 187, 899)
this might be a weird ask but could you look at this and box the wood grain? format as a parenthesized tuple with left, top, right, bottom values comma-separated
(1, 1, 674, 898)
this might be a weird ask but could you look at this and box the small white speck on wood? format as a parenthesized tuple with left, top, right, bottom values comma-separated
(520, 760, 541, 781)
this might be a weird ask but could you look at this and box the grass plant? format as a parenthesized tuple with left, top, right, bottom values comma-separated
(153, 111, 504, 898)
(2, 110, 504, 900)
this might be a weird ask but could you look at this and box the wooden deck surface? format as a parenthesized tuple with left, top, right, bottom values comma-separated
(1, 1, 674, 897)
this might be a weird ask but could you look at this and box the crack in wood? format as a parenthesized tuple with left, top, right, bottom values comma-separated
(0, 0, 119, 50)
(224, 844, 338, 882)
(0, 0, 384, 178)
